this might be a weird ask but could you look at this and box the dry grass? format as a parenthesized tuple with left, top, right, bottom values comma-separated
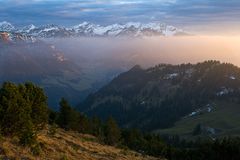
(0, 127, 162, 160)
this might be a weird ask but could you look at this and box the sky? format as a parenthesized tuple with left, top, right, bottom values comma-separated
(1, 0, 240, 34)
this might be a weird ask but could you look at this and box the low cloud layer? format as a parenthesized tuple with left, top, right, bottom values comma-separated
(49, 36, 240, 68)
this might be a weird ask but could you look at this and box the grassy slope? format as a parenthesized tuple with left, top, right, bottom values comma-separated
(156, 101, 240, 138)
(0, 128, 161, 160)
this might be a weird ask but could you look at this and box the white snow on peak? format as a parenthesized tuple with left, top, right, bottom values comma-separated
(42, 27, 59, 32)
(79, 21, 89, 26)
(0, 21, 12, 26)
(93, 24, 124, 35)
(3, 21, 186, 38)
(93, 25, 109, 35)
(0, 21, 15, 31)
(105, 24, 124, 36)
(72, 22, 96, 34)
(163, 25, 178, 36)
(27, 24, 36, 30)
(125, 22, 141, 28)
(21, 24, 36, 33)
(0, 21, 10, 25)
(71, 22, 183, 36)
(73, 22, 90, 28)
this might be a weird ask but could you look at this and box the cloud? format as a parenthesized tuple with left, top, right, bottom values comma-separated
(1, 0, 240, 33)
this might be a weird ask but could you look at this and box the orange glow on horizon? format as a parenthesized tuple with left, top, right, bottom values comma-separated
(126, 35, 240, 67)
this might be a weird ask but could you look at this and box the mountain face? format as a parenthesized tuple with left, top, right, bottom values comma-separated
(0, 21, 186, 38)
(0, 31, 37, 43)
(78, 61, 240, 131)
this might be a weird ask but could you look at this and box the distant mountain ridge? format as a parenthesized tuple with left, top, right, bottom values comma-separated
(0, 21, 187, 38)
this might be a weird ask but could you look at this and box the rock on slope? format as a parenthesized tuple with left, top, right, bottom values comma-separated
(0, 128, 161, 160)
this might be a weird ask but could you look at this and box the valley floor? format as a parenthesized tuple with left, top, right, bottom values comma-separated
(156, 101, 240, 139)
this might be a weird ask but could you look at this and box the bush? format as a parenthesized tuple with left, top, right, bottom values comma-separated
(31, 143, 42, 156)
(104, 117, 121, 146)
(19, 130, 36, 146)
(48, 124, 57, 136)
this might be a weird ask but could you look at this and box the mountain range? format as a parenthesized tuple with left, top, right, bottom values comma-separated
(0, 21, 187, 38)
(78, 61, 240, 138)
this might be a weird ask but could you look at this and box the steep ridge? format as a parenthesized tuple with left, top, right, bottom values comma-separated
(78, 61, 240, 132)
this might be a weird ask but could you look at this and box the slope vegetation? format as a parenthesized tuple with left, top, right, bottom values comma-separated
(0, 127, 160, 160)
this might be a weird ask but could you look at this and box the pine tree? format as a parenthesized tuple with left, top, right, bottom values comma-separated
(57, 98, 74, 130)
(0, 82, 48, 145)
(104, 116, 121, 145)
(0, 83, 32, 136)
(24, 82, 48, 130)
(77, 113, 90, 134)
(90, 116, 102, 136)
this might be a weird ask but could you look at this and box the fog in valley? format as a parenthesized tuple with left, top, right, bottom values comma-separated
(49, 35, 240, 69)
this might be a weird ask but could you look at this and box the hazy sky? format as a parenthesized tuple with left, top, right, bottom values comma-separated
(1, 0, 240, 34)
(49, 36, 240, 67)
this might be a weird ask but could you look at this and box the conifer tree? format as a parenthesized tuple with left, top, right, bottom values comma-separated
(57, 98, 73, 130)
(104, 116, 121, 145)
(0, 82, 48, 145)
(24, 82, 48, 130)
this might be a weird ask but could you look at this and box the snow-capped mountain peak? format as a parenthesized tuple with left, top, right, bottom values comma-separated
(0, 21, 187, 38)
(20, 24, 36, 33)
(0, 21, 15, 32)
(125, 22, 142, 28)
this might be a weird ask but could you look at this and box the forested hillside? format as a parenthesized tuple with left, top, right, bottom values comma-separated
(0, 82, 162, 159)
(79, 61, 240, 132)
(1, 82, 240, 159)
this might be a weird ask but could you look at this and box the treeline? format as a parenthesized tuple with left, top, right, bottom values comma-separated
(51, 96, 240, 160)
(1, 82, 240, 159)
(53, 98, 171, 158)
(54, 98, 240, 160)
(161, 136, 240, 160)
(51, 98, 122, 146)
